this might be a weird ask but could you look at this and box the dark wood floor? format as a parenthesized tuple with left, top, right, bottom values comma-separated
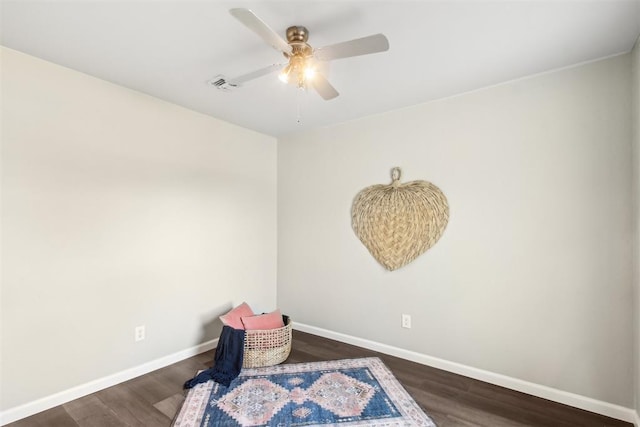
(7, 330, 633, 427)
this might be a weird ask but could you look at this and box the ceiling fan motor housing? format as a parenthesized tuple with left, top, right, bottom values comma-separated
(286, 26, 308, 43)
(284, 26, 312, 59)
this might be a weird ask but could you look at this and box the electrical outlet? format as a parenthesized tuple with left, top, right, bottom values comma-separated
(401, 314, 411, 329)
(135, 325, 145, 342)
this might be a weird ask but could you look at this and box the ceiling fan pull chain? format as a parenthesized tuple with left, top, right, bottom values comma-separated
(296, 87, 303, 125)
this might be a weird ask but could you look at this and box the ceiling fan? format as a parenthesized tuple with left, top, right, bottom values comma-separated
(222, 8, 390, 100)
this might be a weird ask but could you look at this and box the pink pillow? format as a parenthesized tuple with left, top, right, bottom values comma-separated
(241, 309, 285, 330)
(219, 302, 254, 330)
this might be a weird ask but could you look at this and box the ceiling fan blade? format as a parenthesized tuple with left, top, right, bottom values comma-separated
(229, 8, 292, 55)
(312, 73, 339, 100)
(227, 63, 284, 86)
(314, 34, 389, 61)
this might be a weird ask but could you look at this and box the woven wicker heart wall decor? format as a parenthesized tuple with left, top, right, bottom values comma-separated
(352, 168, 449, 271)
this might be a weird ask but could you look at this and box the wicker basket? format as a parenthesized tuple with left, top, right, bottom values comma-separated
(242, 315, 292, 368)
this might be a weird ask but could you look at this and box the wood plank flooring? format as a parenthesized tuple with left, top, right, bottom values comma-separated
(6, 330, 633, 426)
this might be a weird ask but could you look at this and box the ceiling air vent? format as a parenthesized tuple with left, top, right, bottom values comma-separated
(208, 75, 239, 91)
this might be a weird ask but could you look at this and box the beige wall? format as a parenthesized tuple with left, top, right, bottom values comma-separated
(2, 42, 638, 420)
(278, 54, 634, 406)
(632, 36, 640, 420)
(0, 47, 278, 411)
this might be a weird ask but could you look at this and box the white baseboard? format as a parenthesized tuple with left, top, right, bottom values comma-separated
(634, 410, 640, 427)
(293, 322, 638, 424)
(0, 339, 217, 426)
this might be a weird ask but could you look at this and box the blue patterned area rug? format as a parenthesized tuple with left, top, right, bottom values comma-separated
(173, 357, 436, 426)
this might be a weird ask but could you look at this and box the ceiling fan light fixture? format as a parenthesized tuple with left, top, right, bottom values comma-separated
(303, 65, 316, 81)
(278, 64, 292, 83)
(279, 54, 312, 88)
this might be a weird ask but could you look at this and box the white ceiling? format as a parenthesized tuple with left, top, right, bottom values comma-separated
(2, 1, 640, 137)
